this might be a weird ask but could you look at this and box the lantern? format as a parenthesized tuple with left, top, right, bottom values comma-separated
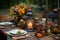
(25, 18, 35, 32)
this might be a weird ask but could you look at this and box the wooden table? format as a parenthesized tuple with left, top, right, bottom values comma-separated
(0, 25, 55, 40)
(0, 25, 40, 40)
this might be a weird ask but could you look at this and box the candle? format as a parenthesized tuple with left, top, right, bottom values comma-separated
(28, 22, 32, 29)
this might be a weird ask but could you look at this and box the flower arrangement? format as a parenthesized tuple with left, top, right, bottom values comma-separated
(8, 3, 36, 28)
(17, 3, 28, 15)
(9, 3, 29, 16)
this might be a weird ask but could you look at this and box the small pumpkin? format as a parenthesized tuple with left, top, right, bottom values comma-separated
(36, 33, 43, 38)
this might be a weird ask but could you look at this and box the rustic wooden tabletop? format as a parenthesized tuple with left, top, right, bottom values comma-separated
(0, 25, 56, 40)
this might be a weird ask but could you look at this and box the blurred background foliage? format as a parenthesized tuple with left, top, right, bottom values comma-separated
(0, 0, 60, 15)
(0, 0, 60, 9)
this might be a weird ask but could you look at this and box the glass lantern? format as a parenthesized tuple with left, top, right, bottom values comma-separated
(25, 18, 35, 32)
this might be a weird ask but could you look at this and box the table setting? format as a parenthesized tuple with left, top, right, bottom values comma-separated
(7, 29, 28, 36)
(4, 28, 40, 40)
(0, 20, 44, 40)
(0, 22, 13, 26)
(0, 4, 58, 40)
(6, 29, 28, 40)
(0, 22, 14, 29)
(0, 17, 58, 40)
(0, 19, 57, 40)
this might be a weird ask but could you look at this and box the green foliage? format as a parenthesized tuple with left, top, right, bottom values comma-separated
(8, 7, 15, 17)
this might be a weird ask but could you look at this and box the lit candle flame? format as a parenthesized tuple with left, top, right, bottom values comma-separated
(28, 22, 32, 29)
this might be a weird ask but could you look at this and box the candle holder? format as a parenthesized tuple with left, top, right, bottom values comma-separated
(25, 18, 35, 32)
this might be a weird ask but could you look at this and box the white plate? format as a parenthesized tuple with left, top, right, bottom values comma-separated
(0, 22, 13, 25)
(7, 29, 28, 35)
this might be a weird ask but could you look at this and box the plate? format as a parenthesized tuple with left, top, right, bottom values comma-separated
(0, 22, 13, 25)
(7, 29, 28, 35)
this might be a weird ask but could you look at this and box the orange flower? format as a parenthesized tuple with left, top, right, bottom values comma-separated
(18, 8, 25, 15)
